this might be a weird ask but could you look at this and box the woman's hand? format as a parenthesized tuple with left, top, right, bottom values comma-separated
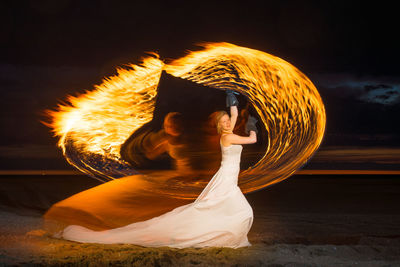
(225, 89, 239, 107)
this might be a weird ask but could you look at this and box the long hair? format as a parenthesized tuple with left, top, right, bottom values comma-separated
(210, 110, 228, 134)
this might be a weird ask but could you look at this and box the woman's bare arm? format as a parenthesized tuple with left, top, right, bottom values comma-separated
(229, 105, 238, 132)
(222, 131, 257, 146)
(225, 89, 239, 132)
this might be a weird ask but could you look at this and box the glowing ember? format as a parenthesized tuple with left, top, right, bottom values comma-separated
(46, 42, 326, 195)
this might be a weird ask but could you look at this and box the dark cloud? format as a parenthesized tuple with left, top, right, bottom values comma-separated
(313, 73, 400, 105)
(364, 84, 392, 92)
(307, 73, 400, 139)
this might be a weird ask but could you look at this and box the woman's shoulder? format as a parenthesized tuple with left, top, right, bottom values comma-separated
(220, 133, 235, 145)
(220, 133, 233, 139)
(221, 133, 238, 139)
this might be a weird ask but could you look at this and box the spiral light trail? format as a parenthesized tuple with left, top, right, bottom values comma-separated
(47, 42, 326, 195)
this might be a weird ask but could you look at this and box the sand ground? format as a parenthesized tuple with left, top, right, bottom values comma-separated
(1, 175, 400, 266)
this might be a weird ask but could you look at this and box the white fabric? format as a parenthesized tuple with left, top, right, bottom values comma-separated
(60, 143, 254, 248)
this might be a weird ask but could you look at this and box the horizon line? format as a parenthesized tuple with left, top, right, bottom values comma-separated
(0, 170, 399, 176)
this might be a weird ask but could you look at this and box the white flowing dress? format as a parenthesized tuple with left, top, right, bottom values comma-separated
(60, 142, 254, 248)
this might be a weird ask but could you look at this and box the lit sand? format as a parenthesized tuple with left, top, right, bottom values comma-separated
(1, 175, 400, 266)
(1, 210, 400, 266)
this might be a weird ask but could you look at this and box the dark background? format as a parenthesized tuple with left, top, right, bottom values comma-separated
(0, 0, 399, 170)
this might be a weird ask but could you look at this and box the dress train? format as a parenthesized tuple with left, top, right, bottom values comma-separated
(60, 143, 254, 249)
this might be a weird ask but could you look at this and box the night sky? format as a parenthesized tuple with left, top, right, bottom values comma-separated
(1, 0, 399, 170)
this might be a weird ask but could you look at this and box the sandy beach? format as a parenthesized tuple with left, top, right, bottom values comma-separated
(1, 174, 400, 266)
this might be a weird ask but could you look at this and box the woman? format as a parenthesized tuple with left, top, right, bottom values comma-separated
(57, 90, 258, 248)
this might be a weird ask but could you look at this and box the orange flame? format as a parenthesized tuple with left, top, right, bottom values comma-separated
(46, 55, 164, 179)
(46, 42, 326, 194)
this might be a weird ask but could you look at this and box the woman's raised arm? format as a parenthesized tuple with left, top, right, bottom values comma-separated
(229, 105, 238, 132)
(225, 90, 239, 132)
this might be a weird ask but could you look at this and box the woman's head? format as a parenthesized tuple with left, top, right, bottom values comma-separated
(214, 110, 230, 134)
